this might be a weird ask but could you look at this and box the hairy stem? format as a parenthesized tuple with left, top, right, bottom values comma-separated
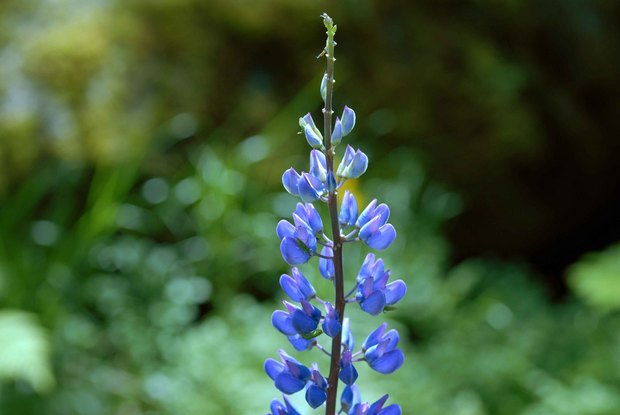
(321, 14, 344, 415)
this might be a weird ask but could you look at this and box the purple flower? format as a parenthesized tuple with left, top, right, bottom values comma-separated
(268, 396, 302, 415)
(339, 190, 358, 227)
(339, 349, 358, 385)
(362, 323, 404, 374)
(319, 245, 335, 279)
(322, 302, 341, 338)
(264, 350, 311, 394)
(305, 363, 328, 408)
(348, 394, 401, 415)
(356, 200, 395, 250)
(337, 145, 368, 179)
(280, 267, 316, 302)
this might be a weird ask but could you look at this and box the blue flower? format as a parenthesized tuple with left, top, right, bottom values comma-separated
(322, 302, 341, 338)
(342, 317, 355, 351)
(278, 224, 317, 265)
(339, 349, 358, 385)
(286, 333, 315, 351)
(300, 112, 324, 148)
(341, 384, 361, 414)
(268, 396, 302, 415)
(332, 117, 344, 145)
(319, 245, 335, 279)
(309, 150, 327, 182)
(282, 168, 325, 202)
(305, 363, 328, 408)
(355, 255, 407, 315)
(341, 106, 356, 136)
(339, 190, 358, 227)
(264, 350, 312, 394)
(293, 202, 323, 235)
(362, 323, 404, 374)
(337, 145, 368, 179)
(272, 300, 322, 337)
(279, 267, 316, 302)
(348, 394, 401, 415)
(356, 200, 395, 250)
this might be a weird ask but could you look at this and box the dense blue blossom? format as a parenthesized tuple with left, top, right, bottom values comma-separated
(266, 15, 405, 414)
(362, 323, 404, 374)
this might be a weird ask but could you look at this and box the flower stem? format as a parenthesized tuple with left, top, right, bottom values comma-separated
(321, 13, 344, 415)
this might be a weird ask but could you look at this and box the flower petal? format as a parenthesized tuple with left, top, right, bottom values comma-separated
(365, 224, 396, 250)
(360, 290, 386, 315)
(362, 323, 387, 351)
(319, 246, 335, 279)
(305, 384, 327, 409)
(341, 106, 356, 136)
(368, 349, 404, 374)
(276, 220, 295, 240)
(272, 310, 296, 335)
(280, 237, 312, 265)
(275, 372, 306, 394)
(378, 405, 402, 415)
(282, 168, 301, 196)
(264, 358, 284, 381)
(384, 280, 407, 306)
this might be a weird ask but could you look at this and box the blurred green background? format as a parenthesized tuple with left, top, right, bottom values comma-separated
(1, 0, 619, 414)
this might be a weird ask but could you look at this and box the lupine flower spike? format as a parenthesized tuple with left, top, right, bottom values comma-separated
(264, 14, 407, 415)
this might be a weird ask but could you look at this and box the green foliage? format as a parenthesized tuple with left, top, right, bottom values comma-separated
(568, 244, 620, 312)
(0, 311, 54, 393)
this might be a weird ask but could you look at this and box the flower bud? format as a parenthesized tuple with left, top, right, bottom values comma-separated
(341, 106, 356, 136)
(320, 73, 328, 103)
(300, 113, 323, 148)
(339, 190, 358, 227)
(332, 117, 343, 146)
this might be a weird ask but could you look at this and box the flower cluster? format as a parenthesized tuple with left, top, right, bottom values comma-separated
(265, 14, 407, 415)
